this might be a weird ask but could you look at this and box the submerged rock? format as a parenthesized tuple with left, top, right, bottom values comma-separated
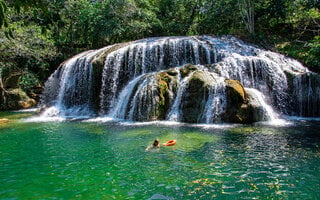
(0, 118, 9, 124)
(147, 194, 174, 200)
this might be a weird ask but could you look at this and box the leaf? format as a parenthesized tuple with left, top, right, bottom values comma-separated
(8, 28, 13, 38)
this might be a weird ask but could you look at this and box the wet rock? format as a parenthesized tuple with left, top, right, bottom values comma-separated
(167, 68, 178, 76)
(156, 72, 172, 120)
(225, 79, 246, 105)
(90, 43, 129, 112)
(180, 70, 212, 123)
(222, 79, 266, 123)
(222, 79, 247, 123)
(179, 63, 198, 77)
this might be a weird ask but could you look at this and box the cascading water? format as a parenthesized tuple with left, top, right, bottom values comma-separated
(292, 72, 320, 117)
(245, 88, 279, 121)
(213, 55, 289, 112)
(204, 75, 226, 123)
(99, 37, 217, 114)
(40, 35, 320, 123)
(110, 75, 146, 120)
(41, 50, 103, 117)
(167, 72, 194, 122)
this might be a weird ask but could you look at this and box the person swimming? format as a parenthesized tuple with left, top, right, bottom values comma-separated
(145, 139, 160, 151)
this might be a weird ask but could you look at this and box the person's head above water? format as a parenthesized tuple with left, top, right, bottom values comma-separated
(153, 139, 160, 147)
(146, 139, 160, 151)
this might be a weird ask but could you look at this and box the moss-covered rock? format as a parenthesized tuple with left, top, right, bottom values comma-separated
(167, 68, 178, 76)
(3, 88, 37, 110)
(156, 72, 170, 119)
(92, 43, 129, 70)
(179, 63, 198, 77)
(222, 79, 261, 123)
(180, 70, 213, 123)
(156, 70, 178, 120)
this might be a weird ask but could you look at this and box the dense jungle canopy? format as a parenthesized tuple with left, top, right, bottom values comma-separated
(0, 0, 319, 110)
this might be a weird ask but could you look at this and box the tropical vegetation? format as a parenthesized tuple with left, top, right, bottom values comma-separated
(0, 0, 319, 109)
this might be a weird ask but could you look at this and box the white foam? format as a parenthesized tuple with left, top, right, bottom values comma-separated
(24, 116, 65, 122)
(83, 117, 115, 123)
(255, 118, 292, 126)
(191, 123, 239, 129)
(119, 120, 183, 126)
(13, 108, 38, 112)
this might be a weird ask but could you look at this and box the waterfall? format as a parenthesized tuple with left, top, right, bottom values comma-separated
(99, 48, 127, 114)
(204, 76, 226, 123)
(292, 73, 320, 117)
(98, 36, 218, 114)
(127, 74, 159, 121)
(167, 72, 194, 121)
(40, 35, 320, 122)
(245, 88, 279, 121)
(41, 50, 101, 117)
(213, 54, 289, 113)
(109, 75, 145, 120)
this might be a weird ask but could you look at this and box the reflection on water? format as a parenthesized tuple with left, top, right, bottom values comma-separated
(0, 114, 320, 199)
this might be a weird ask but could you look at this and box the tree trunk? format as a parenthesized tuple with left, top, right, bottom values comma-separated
(0, 75, 7, 109)
(239, 0, 255, 34)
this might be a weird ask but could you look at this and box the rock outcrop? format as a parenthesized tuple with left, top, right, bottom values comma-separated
(180, 70, 212, 123)
(2, 89, 36, 110)
(1, 70, 38, 111)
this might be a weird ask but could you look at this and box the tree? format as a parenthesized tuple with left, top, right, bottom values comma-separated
(238, 0, 255, 34)
(0, 19, 58, 107)
(0, 0, 47, 29)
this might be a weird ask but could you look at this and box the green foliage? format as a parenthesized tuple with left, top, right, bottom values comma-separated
(196, 0, 241, 35)
(0, 19, 58, 94)
(0, 0, 8, 27)
(276, 36, 320, 72)
(0, 0, 319, 100)
(19, 71, 40, 92)
(49, 0, 160, 50)
(0, 0, 47, 28)
(306, 36, 320, 70)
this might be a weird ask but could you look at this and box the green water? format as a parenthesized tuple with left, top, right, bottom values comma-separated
(1, 112, 320, 199)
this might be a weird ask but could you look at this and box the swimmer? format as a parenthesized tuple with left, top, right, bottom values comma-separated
(145, 139, 160, 151)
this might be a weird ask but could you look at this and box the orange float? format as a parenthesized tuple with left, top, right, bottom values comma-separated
(162, 140, 176, 146)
